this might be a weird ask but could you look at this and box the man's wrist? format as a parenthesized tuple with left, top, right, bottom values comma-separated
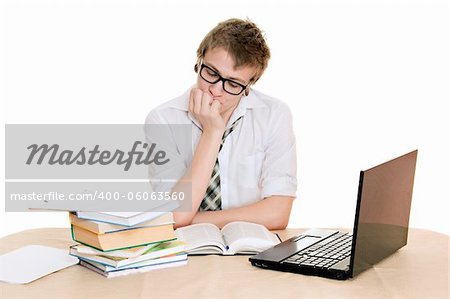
(202, 128, 224, 140)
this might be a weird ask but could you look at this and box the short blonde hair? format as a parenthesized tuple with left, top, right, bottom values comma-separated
(196, 18, 271, 84)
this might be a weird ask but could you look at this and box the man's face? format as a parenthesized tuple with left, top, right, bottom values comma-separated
(197, 47, 256, 116)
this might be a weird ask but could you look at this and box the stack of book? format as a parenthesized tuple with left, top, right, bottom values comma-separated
(68, 207, 187, 278)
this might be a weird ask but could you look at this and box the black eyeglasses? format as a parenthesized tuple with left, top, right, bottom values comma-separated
(198, 63, 248, 96)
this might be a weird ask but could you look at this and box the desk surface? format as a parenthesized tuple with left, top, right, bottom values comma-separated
(0, 228, 448, 299)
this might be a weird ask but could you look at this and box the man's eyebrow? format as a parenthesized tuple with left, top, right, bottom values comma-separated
(205, 62, 247, 85)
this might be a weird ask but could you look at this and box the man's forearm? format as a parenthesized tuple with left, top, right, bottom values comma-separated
(172, 130, 223, 227)
(191, 196, 294, 230)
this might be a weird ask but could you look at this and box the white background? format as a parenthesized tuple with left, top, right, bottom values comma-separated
(1, 0, 449, 237)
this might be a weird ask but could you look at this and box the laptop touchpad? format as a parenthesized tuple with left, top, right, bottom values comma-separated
(253, 236, 322, 262)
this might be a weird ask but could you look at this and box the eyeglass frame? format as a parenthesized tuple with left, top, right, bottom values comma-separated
(197, 63, 249, 96)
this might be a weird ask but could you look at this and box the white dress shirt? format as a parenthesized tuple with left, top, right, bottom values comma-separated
(145, 88, 297, 210)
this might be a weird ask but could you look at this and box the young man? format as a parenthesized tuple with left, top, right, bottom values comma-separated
(146, 18, 297, 229)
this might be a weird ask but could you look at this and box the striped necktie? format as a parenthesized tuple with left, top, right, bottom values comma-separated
(199, 116, 243, 211)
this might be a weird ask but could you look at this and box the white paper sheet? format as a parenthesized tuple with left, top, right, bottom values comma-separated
(0, 245, 78, 284)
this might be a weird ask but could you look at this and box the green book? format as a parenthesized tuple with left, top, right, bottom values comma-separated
(70, 240, 185, 268)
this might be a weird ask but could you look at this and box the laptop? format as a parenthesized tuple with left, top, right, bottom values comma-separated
(249, 150, 418, 280)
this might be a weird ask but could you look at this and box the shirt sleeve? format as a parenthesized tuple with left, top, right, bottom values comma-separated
(144, 109, 190, 193)
(260, 102, 298, 199)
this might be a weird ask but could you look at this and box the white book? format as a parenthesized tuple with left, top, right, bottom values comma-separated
(175, 221, 281, 255)
(76, 201, 179, 226)
(79, 257, 187, 278)
(80, 253, 187, 272)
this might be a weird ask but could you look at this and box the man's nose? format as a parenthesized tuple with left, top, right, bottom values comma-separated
(209, 80, 223, 97)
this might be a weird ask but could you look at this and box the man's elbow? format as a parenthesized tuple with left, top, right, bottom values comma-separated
(264, 196, 293, 230)
(268, 216, 289, 230)
(263, 211, 290, 230)
(173, 212, 193, 229)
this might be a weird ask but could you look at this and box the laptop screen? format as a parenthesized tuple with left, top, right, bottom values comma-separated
(350, 150, 417, 277)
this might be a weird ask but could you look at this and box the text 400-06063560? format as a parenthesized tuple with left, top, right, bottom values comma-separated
(8, 191, 185, 202)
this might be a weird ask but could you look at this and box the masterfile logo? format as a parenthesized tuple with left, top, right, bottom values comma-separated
(25, 141, 170, 171)
(5, 124, 191, 179)
(5, 124, 192, 212)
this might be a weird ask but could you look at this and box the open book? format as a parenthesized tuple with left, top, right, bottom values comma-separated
(175, 221, 281, 255)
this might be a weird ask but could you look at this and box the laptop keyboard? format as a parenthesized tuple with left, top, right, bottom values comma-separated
(282, 232, 352, 269)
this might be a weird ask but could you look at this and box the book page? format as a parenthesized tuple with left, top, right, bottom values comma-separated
(73, 243, 154, 259)
(0, 245, 78, 284)
(175, 223, 226, 254)
(221, 222, 280, 254)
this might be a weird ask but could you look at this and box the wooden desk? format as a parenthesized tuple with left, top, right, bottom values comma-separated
(0, 228, 448, 299)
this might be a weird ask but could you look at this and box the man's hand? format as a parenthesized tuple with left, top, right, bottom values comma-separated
(189, 88, 225, 135)
(172, 88, 227, 227)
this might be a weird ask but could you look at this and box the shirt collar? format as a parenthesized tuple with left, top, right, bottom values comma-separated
(168, 87, 267, 129)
